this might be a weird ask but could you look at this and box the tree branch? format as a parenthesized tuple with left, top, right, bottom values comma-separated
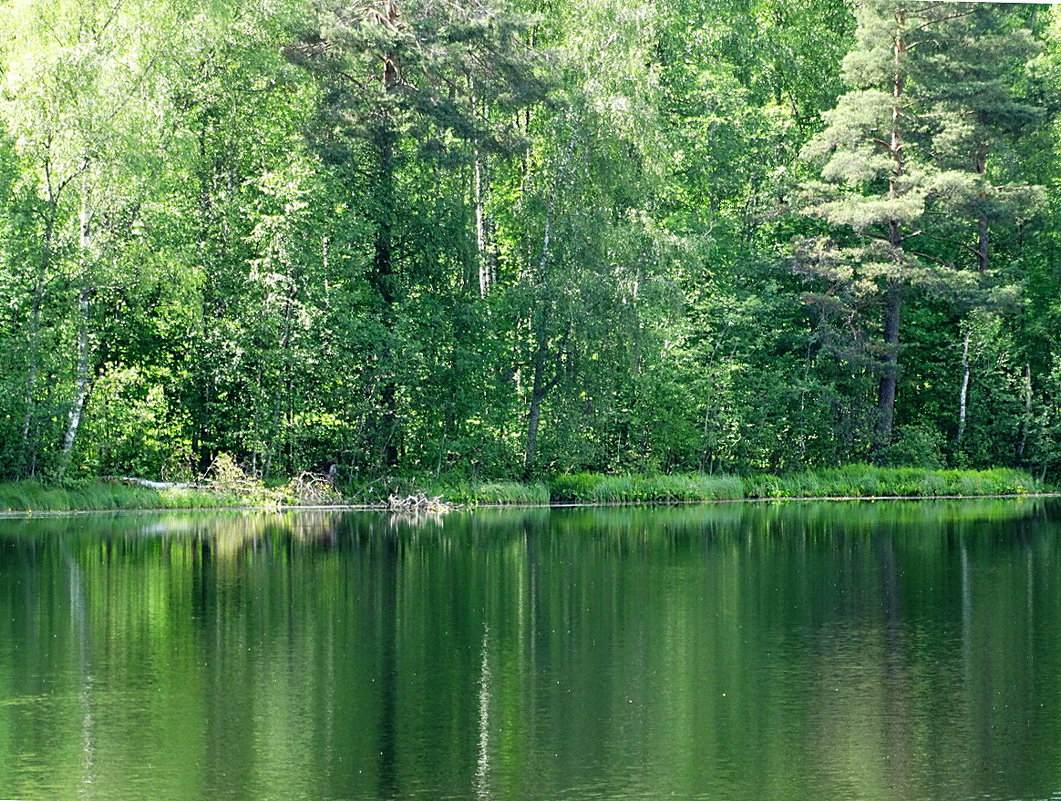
(906, 249, 953, 268)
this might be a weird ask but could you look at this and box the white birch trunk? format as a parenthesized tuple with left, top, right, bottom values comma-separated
(956, 328, 970, 450)
(1017, 363, 1032, 459)
(475, 148, 490, 298)
(61, 191, 92, 467)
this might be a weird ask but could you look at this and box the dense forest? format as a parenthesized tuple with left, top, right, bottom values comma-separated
(1, 0, 1060, 483)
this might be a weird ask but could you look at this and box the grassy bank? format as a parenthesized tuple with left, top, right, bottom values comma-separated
(743, 465, 1045, 499)
(0, 480, 243, 513)
(358, 465, 1049, 505)
(0, 466, 1050, 513)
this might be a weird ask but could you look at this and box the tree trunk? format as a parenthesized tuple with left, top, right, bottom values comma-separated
(373, 0, 400, 469)
(521, 131, 577, 475)
(1017, 363, 1032, 460)
(471, 82, 493, 298)
(876, 283, 901, 453)
(956, 328, 970, 451)
(977, 217, 989, 273)
(474, 146, 492, 298)
(523, 339, 548, 479)
(61, 288, 91, 462)
(61, 193, 93, 472)
(20, 355, 38, 475)
(374, 134, 399, 468)
(107, 477, 206, 489)
(976, 141, 989, 272)
(874, 10, 906, 457)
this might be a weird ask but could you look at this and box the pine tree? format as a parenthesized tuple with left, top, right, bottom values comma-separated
(799, 1, 1041, 455)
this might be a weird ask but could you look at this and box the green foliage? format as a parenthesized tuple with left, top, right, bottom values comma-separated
(74, 365, 192, 479)
(0, 0, 1056, 487)
(341, 475, 549, 505)
(548, 472, 607, 503)
(204, 454, 284, 506)
(798, 1, 1045, 454)
(884, 424, 947, 470)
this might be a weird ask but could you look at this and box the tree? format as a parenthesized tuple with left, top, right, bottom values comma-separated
(291, 0, 546, 470)
(800, 1, 1041, 456)
(0, 0, 188, 475)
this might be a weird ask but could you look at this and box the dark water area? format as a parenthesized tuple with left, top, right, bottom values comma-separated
(1, 500, 1060, 800)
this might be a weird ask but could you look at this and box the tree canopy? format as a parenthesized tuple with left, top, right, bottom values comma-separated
(1, 0, 1059, 482)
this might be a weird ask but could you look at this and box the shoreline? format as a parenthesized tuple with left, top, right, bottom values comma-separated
(1, 489, 1057, 520)
(0, 466, 1050, 516)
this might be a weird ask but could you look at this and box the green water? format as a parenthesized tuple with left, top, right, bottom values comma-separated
(1, 500, 1060, 800)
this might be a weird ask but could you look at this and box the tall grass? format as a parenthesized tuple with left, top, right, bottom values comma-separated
(548, 472, 745, 503)
(744, 465, 1045, 499)
(0, 480, 243, 512)
(431, 480, 551, 505)
(545, 466, 1045, 503)
(340, 475, 550, 505)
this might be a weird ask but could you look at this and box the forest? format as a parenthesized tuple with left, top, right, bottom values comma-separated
(2, 0, 1060, 486)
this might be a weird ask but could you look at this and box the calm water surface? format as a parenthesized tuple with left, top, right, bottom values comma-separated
(1, 500, 1061, 800)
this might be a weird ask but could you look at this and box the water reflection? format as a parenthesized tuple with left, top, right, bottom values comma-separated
(0, 500, 1059, 801)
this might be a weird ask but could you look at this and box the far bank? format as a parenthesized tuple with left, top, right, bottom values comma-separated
(0, 465, 1049, 514)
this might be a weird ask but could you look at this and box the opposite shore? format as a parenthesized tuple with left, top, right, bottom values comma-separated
(0, 465, 1050, 514)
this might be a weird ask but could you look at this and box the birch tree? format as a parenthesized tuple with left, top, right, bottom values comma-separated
(0, 0, 182, 474)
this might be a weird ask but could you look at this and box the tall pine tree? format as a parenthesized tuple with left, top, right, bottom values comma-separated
(800, 1, 1041, 455)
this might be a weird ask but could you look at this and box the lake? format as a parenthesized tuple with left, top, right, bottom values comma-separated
(1, 500, 1059, 801)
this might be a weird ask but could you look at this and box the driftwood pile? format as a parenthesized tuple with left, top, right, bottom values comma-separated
(108, 457, 345, 507)
(286, 472, 343, 505)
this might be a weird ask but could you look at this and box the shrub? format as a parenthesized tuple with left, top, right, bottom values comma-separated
(884, 424, 946, 469)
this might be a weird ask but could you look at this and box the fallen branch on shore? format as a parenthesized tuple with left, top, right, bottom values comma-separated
(286, 472, 343, 505)
(104, 477, 208, 490)
(386, 493, 451, 513)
